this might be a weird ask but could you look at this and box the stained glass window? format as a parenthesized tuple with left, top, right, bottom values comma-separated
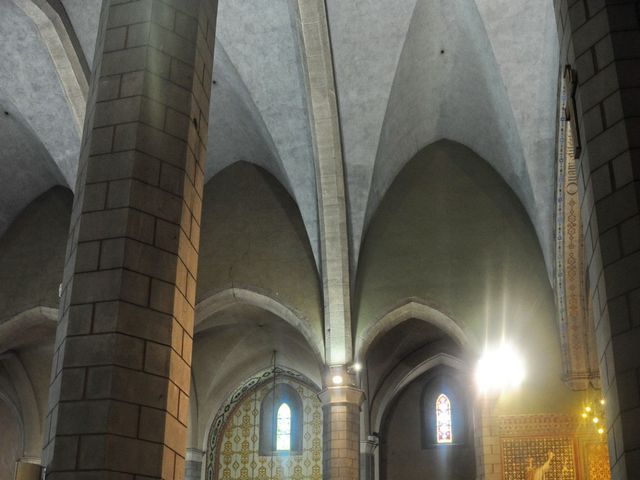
(276, 402, 291, 451)
(436, 394, 452, 444)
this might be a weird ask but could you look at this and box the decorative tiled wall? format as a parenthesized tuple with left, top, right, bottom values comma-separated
(215, 378, 322, 480)
(478, 412, 610, 480)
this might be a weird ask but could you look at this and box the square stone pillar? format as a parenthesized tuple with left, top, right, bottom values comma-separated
(42, 1, 217, 478)
(555, 1, 640, 478)
(320, 386, 365, 480)
(14, 461, 42, 480)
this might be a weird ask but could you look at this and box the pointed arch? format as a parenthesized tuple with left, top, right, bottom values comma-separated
(355, 298, 477, 363)
(195, 287, 324, 363)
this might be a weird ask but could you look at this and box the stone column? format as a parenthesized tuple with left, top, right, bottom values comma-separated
(14, 461, 42, 480)
(319, 386, 365, 480)
(42, 0, 217, 478)
(554, 1, 640, 478)
(359, 440, 376, 480)
(185, 448, 205, 480)
(474, 401, 501, 480)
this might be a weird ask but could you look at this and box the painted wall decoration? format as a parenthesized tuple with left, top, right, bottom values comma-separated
(585, 443, 611, 480)
(501, 437, 575, 480)
(479, 413, 610, 480)
(554, 66, 599, 390)
(206, 366, 314, 480)
(209, 373, 322, 480)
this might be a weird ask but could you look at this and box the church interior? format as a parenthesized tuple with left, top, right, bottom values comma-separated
(0, 1, 638, 479)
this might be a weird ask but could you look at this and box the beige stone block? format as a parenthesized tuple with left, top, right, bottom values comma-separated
(93, 301, 173, 345)
(127, 22, 151, 48)
(67, 304, 93, 335)
(108, 0, 152, 29)
(59, 368, 85, 401)
(167, 379, 180, 417)
(178, 389, 189, 426)
(141, 96, 167, 130)
(169, 349, 191, 392)
(170, 57, 195, 90)
(90, 126, 114, 155)
(164, 412, 187, 453)
(145, 341, 171, 376)
(86, 365, 170, 410)
(64, 333, 144, 369)
(162, 445, 176, 480)
(102, 47, 148, 76)
(150, 278, 175, 314)
(95, 96, 142, 128)
(155, 219, 181, 253)
(139, 406, 165, 441)
(120, 71, 145, 98)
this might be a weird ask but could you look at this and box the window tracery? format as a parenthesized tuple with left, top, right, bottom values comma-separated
(436, 393, 452, 444)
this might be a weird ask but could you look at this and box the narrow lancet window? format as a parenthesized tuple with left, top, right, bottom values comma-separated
(276, 402, 291, 451)
(436, 394, 452, 444)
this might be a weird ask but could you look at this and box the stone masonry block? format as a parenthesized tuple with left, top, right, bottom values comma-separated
(600, 226, 621, 265)
(88, 150, 161, 185)
(93, 300, 173, 344)
(581, 63, 619, 112)
(74, 241, 101, 273)
(107, 0, 153, 29)
(57, 399, 139, 437)
(620, 215, 640, 254)
(104, 26, 127, 52)
(573, 8, 609, 57)
(605, 250, 640, 298)
(595, 181, 637, 232)
(64, 332, 144, 370)
(127, 22, 151, 49)
(102, 47, 148, 76)
(136, 123, 189, 167)
(155, 218, 181, 253)
(145, 341, 172, 376)
(612, 326, 640, 371)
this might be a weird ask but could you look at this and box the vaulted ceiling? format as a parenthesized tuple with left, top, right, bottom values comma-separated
(0, 0, 561, 274)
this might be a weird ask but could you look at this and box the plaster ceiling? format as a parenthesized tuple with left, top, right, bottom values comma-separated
(0, 0, 560, 274)
(328, 0, 559, 271)
(0, 1, 80, 235)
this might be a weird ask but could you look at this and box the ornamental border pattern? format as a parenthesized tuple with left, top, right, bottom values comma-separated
(497, 414, 579, 437)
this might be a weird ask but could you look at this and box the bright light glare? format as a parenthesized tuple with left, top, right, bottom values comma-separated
(475, 343, 525, 394)
(332, 375, 343, 385)
(353, 362, 362, 372)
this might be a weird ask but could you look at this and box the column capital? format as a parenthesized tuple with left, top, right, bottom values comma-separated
(318, 385, 365, 407)
(186, 448, 205, 462)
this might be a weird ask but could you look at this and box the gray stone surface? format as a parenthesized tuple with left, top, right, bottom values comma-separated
(59, 0, 101, 65)
(0, 2, 80, 188)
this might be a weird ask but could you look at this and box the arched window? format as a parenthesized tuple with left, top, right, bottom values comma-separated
(259, 383, 303, 455)
(421, 371, 470, 447)
(436, 394, 452, 444)
(276, 402, 292, 451)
